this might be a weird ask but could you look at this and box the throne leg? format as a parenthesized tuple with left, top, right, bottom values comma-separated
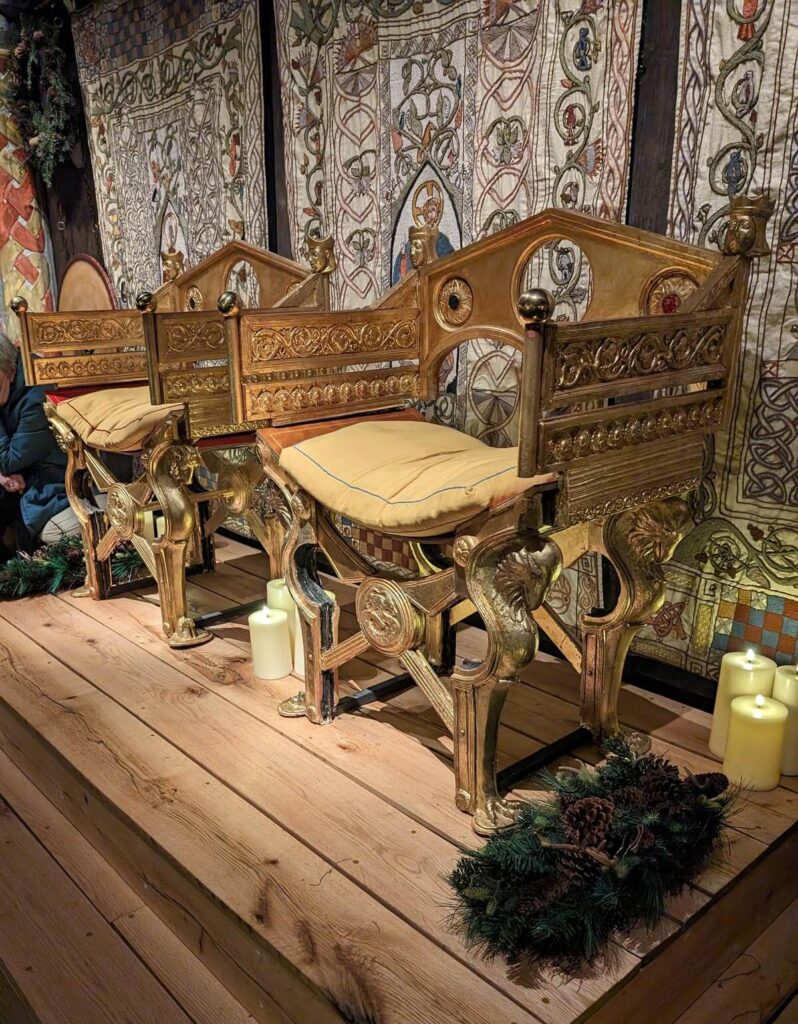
(149, 442, 212, 648)
(580, 497, 692, 741)
(59, 431, 111, 600)
(279, 493, 338, 725)
(452, 531, 562, 835)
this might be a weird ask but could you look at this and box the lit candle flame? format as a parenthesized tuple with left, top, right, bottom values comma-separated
(745, 648, 756, 663)
(755, 693, 766, 708)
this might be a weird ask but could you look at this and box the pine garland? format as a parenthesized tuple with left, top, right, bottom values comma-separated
(448, 738, 733, 970)
(7, 7, 78, 187)
(0, 534, 144, 599)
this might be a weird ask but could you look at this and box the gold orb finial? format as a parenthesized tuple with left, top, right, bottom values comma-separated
(218, 291, 240, 316)
(10, 296, 28, 316)
(135, 291, 156, 312)
(518, 288, 554, 324)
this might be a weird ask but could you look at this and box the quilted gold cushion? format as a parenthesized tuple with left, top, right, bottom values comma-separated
(54, 386, 184, 453)
(279, 420, 555, 537)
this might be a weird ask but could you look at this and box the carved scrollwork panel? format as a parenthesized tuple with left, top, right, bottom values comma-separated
(31, 315, 144, 348)
(244, 316, 417, 366)
(162, 320, 226, 356)
(553, 319, 729, 394)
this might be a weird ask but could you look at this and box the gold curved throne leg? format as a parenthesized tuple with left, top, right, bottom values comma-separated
(149, 441, 212, 649)
(47, 412, 109, 600)
(580, 497, 692, 743)
(452, 531, 562, 835)
(278, 492, 338, 725)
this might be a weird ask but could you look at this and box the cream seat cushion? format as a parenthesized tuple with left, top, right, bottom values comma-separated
(54, 386, 184, 454)
(279, 420, 556, 537)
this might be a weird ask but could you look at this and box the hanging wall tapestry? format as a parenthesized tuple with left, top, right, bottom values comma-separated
(0, 34, 55, 340)
(276, 0, 642, 623)
(631, 0, 798, 676)
(72, 0, 268, 305)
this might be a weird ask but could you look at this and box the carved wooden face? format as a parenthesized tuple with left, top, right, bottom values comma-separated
(409, 237, 427, 269)
(307, 245, 327, 273)
(725, 213, 756, 255)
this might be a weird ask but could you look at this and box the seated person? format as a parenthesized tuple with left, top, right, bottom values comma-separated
(0, 332, 79, 557)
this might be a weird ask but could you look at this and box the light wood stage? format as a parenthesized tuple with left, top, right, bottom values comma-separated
(0, 537, 796, 1024)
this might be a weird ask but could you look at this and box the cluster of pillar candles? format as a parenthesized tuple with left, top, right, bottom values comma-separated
(710, 649, 797, 790)
(247, 580, 336, 680)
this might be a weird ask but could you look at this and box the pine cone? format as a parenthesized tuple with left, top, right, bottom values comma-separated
(611, 784, 645, 808)
(559, 848, 600, 887)
(557, 790, 580, 812)
(563, 796, 616, 848)
(638, 753, 681, 783)
(688, 771, 728, 799)
(640, 772, 687, 817)
(518, 875, 569, 914)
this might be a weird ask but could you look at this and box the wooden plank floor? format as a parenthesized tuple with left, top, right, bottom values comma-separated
(0, 536, 796, 1024)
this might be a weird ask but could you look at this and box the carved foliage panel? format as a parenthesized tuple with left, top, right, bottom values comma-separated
(29, 314, 144, 350)
(241, 312, 419, 370)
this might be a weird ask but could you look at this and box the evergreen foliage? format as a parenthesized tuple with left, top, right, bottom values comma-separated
(7, 7, 78, 186)
(0, 534, 143, 599)
(448, 738, 733, 970)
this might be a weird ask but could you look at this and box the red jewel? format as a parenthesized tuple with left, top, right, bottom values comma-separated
(661, 293, 680, 314)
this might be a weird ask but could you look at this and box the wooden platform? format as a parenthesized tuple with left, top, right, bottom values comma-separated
(0, 537, 796, 1024)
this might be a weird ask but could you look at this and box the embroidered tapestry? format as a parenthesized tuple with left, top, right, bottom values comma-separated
(632, 0, 798, 675)
(0, 42, 54, 339)
(72, 0, 268, 305)
(276, 0, 642, 624)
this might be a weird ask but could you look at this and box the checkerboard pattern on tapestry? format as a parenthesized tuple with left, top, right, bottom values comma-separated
(713, 591, 798, 665)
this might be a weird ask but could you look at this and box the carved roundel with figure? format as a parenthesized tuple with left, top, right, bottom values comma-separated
(437, 277, 474, 327)
(642, 270, 700, 316)
(356, 578, 423, 656)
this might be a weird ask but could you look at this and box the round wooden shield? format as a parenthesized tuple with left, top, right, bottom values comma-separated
(58, 255, 117, 311)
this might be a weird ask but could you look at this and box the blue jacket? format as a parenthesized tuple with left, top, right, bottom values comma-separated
(0, 358, 69, 535)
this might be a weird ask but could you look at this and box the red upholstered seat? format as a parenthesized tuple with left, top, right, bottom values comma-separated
(45, 385, 106, 405)
(196, 432, 257, 450)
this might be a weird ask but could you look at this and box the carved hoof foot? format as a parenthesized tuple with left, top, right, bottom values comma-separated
(473, 796, 526, 836)
(278, 692, 307, 718)
(620, 727, 652, 756)
(167, 616, 213, 649)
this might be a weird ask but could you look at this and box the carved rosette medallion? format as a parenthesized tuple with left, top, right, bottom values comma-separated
(356, 578, 424, 656)
(641, 270, 700, 316)
(106, 484, 140, 540)
(437, 278, 473, 328)
(184, 286, 204, 311)
(453, 535, 477, 567)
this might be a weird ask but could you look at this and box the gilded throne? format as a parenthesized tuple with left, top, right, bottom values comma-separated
(11, 237, 334, 647)
(228, 194, 770, 834)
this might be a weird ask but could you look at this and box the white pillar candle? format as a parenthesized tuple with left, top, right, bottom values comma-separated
(293, 591, 337, 679)
(772, 665, 798, 775)
(722, 693, 788, 791)
(248, 606, 292, 680)
(267, 578, 297, 648)
(709, 649, 776, 757)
